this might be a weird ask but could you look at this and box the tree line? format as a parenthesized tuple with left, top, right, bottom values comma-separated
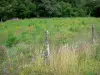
(0, 0, 100, 20)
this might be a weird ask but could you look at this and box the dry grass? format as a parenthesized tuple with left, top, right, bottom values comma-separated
(2, 42, 98, 75)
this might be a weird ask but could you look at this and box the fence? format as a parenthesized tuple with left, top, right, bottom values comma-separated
(43, 24, 96, 63)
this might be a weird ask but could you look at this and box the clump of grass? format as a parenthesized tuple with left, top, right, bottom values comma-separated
(5, 36, 19, 47)
(0, 45, 7, 64)
(0, 45, 7, 74)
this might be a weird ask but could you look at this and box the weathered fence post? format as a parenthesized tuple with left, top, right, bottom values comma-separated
(46, 31, 50, 56)
(43, 31, 50, 64)
(92, 24, 95, 44)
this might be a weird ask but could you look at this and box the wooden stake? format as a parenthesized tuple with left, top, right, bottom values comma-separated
(43, 31, 50, 64)
(45, 31, 50, 56)
(92, 24, 95, 44)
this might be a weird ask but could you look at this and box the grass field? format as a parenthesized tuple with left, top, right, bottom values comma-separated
(0, 17, 100, 75)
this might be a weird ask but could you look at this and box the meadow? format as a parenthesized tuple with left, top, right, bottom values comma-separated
(0, 17, 100, 75)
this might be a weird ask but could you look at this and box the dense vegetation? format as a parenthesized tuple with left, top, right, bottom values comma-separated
(0, 0, 100, 21)
(0, 18, 100, 75)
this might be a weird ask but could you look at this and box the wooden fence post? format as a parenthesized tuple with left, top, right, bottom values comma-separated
(45, 31, 50, 56)
(92, 24, 95, 44)
(43, 31, 50, 64)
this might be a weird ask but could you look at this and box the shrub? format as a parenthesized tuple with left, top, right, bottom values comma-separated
(5, 36, 19, 47)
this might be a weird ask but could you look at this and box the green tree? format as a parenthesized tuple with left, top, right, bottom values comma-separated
(0, 0, 100, 20)
(85, 0, 100, 16)
(12, 0, 36, 18)
(36, 0, 61, 17)
(58, 2, 73, 17)
(0, 0, 13, 20)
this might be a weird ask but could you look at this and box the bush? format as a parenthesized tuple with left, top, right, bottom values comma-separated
(85, 0, 100, 17)
(92, 5, 100, 17)
(5, 36, 19, 47)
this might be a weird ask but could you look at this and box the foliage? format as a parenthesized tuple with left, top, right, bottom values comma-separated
(85, 0, 100, 16)
(5, 36, 19, 47)
(0, 0, 100, 21)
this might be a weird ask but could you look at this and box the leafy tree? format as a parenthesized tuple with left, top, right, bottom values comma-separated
(58, 2, 73, 17)
(12, 0, 36, 18)
(36, 0, 61, 17)
(85, 0, 100, 16)
(0, 0, 100, 20)
(0, 0, 13, 20)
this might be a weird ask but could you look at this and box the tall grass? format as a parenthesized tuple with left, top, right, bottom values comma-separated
(1, 42, 100, 75)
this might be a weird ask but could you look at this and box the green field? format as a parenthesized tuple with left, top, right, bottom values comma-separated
(0, 17, 100, 75)
(0, 17, 100, 45)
